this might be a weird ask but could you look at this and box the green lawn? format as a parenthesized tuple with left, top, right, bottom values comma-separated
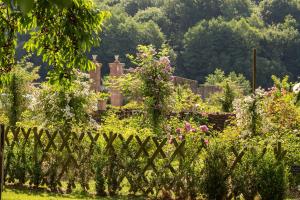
(2, 189, 144, 200)
(3, 188, 299, 200)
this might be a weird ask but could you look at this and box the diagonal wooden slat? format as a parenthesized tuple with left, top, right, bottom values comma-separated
(44, 130, 58, 152)
(87, 132, 100, 157)
(104, 132, 117, 153)
(152, 138, 167, 158)
(4, 126, 10, 147)
(11, 127, 20, 143)
(167, 140, 185, 174)
(226, 148, 246, 179)
(118, 135, 134, 158)
(135, 136, 150, 158)
(143, 138, 167, 174)
(59, 131, 72, 152)
(21, 128, 31, 145)
(9, 127, 20, 150)
(33, 128, 44, 148)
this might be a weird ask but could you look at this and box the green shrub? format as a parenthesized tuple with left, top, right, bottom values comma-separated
(257, 153, 289, 200)
(220, 82, 235, 112)
(94, 147, 107, 196)
(232, 150, 259, 200)
(202, 142, 229, 200)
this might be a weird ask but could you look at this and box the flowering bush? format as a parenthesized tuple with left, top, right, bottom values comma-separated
(20, 70, 100, 191)
(163, 117, 210, 144)
(128, 45, 174, 134)
(109, 45, 175, 134)
(31, 70, 99, 132)
(233, 88, 265, 138)
(0, 61, 39, 126)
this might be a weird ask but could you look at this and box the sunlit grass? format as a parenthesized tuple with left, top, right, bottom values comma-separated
(2, 188, 144, 200)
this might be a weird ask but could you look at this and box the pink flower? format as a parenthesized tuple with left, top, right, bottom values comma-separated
(200, 125, 209, 133)
(178, 134, 185, 141)
(281, 88, 286, 95)
(163, 67, 171, 74)
(185, 122, 191, 132)
(176, 128, 182, 134)
(204, 139, 209, 145)
(168, 135, 174, 144)
(191, 128, 197, 133)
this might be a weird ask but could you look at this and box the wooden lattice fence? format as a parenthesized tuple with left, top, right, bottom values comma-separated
(0, 124, 287, 198)
(0, 124, 209, 195)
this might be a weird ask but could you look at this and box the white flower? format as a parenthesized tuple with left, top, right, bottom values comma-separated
(293, 83, 300, 94)
(255, 87, 266, 98)
(159, 56, 171, 66)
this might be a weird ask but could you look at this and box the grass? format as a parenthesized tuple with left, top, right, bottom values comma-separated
(3, 187, 299, 200)
(2, 188, 144, 200)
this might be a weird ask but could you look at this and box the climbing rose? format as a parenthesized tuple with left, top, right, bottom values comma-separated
(191, 128, 197, 133)
(185, 122, 191, 132)
(168, 135, 174, 144)
(178, 134, 185, 141)
(159, 56, 171, 66)
(204, 139, 209, 145)
(176, 128, 182, 134)
(200, 125, 209, 133)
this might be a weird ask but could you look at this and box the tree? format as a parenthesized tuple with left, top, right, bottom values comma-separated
(0, 0, 110, 88)
(91, 8, 166, 74)
(120, 0, 164, 16)
(182, 18, 256, 83)
(205, 69, 251, 112)
(222, 0, 253, 20)
(259, 0, 300, 26)
(134, 7, 171, 35)
(205, 69, 251, 94)
(181, 16, 299, 87)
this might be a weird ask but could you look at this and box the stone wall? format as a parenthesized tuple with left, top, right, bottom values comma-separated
(172, 76, 199, 93)
(198, 85, 222, 99)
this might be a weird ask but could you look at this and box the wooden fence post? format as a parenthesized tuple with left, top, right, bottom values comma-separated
(0, 124, 5, 200)
(252, 48, 257, 94)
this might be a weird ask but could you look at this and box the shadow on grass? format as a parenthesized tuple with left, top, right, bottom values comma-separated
(4, 185, 145, 200)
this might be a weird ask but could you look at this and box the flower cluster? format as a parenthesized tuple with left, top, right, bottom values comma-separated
(129, 45, 174, 134)
(293, 83, 300, 94)
(233, 88, 266, 137)
(168, 121, 209, 145)
(31, 70, 99, 131)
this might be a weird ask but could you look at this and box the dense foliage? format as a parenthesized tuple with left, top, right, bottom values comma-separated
(0, 0, 109, 88)
(1, 0, 300, 199)
(62, 0, 300, 87)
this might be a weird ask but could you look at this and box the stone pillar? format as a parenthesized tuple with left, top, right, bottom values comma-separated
(89, 55, 102, 92)
(109, 55, 124, 107)
(89, 55, 106, 111)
